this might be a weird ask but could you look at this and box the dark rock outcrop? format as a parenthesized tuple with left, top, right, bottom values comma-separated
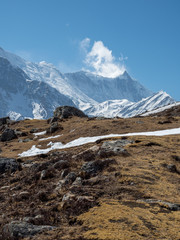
(0, 128, 17, 142)
(46, 122, 63, 134)
(0, 116, 11, 126)
(54, 106, 86, 119)
(3, 221, 55, 239)
(81, 159, 116, 178)
(0, 158, 20, 174)
(98, 139, 133, 157)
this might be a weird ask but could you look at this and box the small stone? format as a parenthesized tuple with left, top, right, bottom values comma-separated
(19, 191, 30, 200)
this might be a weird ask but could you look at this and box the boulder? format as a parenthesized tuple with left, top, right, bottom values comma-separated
(3, 221, 54, 239)
(0, 128, 17, 142)
(54, 106, 86, 119)
(61, 192, 96, 215)
(46, 122, 63, 134)
(81, 159, 116, 178)
(53, 160, 69, 170)
(0, 158, 20, 174)
(0, 116, 10, 126)
(98, 139, 133, 157)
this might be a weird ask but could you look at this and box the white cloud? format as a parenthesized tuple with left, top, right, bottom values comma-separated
(83, 40, 126, 78)
(79, 38, 90, 53)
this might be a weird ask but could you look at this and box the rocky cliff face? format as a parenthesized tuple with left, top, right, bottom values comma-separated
(65, 71, 153, 103)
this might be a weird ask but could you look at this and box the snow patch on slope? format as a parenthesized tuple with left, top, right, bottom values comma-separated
(19, 127, 180, 157)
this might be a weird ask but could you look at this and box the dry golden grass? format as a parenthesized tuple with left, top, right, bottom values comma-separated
(78, 199, 180, 240)
(0, 115, 180, 240)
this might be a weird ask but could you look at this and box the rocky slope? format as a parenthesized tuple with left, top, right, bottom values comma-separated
(0, 106, 180, 240)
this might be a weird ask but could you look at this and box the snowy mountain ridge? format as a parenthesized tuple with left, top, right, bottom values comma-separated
(85, 91, 175, 118)
(0, 47, 176, 119)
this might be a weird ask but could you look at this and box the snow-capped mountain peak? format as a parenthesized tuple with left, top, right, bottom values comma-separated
(0, 47, 176, 119)
(0, 47, 27, 68)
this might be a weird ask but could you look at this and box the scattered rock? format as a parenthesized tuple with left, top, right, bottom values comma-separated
(65, 172, 77, 184)
(37, 191, 48, 202)
(46, 122, 63, 134)
(81, 159, 116, 178)
(172, 155, 180, 162)
(98, 139, 132, 157)
(144, 142, 161, 147)
(0, 117, 11, 126)
(54, 106, 87, 119)
(0, 158, 20, 174)
(40, 167, 55, 180)
(163, 163, 179, 173)
(0, 128, 17, 142)
(158, 120, 172, 124)
(2, 221, 55, 239)
(72, 149, 96, 162)
(138, 199, 180, 211)
(56, 172, 77, 192)
(30, 128, 40, 133)
(61, 192, 96, 215)
(53, 160, 69, 170)
(166, 164, 179, 173)
(61, 169, 69, 178)
(47, 116, 60, 124)
(72, 177, 82, 187)
(14, 130, 28, 137)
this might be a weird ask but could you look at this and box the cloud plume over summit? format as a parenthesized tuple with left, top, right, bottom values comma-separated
(81, 39, 126, 78)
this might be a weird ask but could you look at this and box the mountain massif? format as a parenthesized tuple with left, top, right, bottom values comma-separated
(0, 47, 176, 119)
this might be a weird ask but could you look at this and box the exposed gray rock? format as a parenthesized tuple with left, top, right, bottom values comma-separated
(30, 128, 40, 133)
(138, 199, 180, 211)
(65, 172, 77, 184)
(0, 116, 10, 126)
(54, 106, 86, 119)
(0, 128, 17, 142)
(14, 130, 27, 137)
(53, 160, 69, 170)
(172, 155, 180, 162)
(163, 163, 179, 174)
(3, 221, 55, 239)
(81, 159, 116, 178)
(0, 158, 20, 174)
(98, 139, 133, 157)
(46, 122, 63, 134)
(61, 192, 96, 215)
(72, 149, 96, 162)
(47, 116, 59, 124)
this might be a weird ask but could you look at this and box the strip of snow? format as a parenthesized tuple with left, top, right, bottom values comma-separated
(39, 134, 62, 141)
(19, 127, 180, 157)
(33, 131, 46, 136)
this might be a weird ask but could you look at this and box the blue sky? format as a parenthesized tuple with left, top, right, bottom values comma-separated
(0, 0, 179, 100)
